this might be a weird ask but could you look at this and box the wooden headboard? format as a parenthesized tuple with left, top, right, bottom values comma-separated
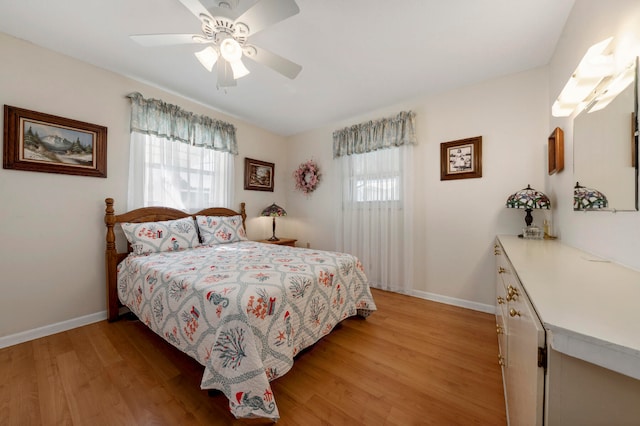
(104, 198, 246, 322)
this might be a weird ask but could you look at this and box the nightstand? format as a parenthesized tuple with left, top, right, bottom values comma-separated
(258, 238, 297, 247)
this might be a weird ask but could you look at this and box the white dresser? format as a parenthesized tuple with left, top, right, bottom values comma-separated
(495, 235, 640, 426)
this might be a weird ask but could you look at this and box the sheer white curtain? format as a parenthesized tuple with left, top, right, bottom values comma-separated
(334, 111, 416, 294)
(126, 92, 236, 211)
(128, 132, 234, 211)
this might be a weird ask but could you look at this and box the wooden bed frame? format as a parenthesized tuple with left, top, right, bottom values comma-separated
(104, 198, 246, 322)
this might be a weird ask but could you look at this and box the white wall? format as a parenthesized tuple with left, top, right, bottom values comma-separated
(5, 0, 639, 343)
(0, 32, 288, 339)
(286, 67, 550, 308)
(548, 0, 640, 270)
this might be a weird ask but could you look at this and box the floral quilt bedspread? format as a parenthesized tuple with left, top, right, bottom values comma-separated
(117, 241, 377, 420)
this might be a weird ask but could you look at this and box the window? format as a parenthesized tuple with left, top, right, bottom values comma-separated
(334, 111, 416, 294)
(337, 144, 413, 293)
(347, 148, 401, 203)
(127, 93, 236, 211)
(130, 133, 233, 211)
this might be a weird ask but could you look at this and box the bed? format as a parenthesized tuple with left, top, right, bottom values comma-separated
(104, 198, 377, 420)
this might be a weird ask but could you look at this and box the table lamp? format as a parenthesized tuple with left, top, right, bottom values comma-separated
(574, 182, 608, 210)
(506, 185, 550, 237)
(261, 203, 287, 241)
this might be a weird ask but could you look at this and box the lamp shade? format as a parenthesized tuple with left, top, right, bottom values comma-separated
(261, 203, 287, 241)
(194, 46, 219, 72)
(506, 184, 550, 227)
(220, 37, 243, 62)
(506, 185, 551, 210)
(261, 203, 287, 217)
(574, 182, 608, 210)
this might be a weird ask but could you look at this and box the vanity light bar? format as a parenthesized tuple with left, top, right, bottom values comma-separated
(585, 60, 636, 113)
(552, 37, 615, 117)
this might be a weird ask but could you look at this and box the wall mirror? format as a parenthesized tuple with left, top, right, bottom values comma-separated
(573, 58, 639, 211)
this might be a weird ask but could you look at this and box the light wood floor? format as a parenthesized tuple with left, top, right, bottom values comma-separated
(0, 289, 506, 425)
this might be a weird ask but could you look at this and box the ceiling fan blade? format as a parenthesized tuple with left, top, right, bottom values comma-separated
(243, 45, 301, 79)
(216, 60, 237, 87)
(178, 0, 211, 20)
(234, 0, 299, 36)
(130, 34, 200, 47)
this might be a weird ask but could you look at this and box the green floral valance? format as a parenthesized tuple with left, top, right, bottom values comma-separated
(127, 92, 238, 155)
(332, 111, 416, 158)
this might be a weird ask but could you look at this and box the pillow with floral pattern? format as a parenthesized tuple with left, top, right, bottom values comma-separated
(121, 217, 200, 255)
(196, 215, 247, 245)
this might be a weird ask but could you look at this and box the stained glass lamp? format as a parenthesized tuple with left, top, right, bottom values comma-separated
(506, 184, 551, 227)
(261, 203, 287, 241)
(574, 182, 608, 210)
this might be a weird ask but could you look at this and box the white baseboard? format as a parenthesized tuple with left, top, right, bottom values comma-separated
(0, 311, 107, 349)
(411, 289, 495, 314)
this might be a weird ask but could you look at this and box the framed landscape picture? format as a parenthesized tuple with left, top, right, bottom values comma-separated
(3, 105, 107, 178)
(244, 157, 274, 191)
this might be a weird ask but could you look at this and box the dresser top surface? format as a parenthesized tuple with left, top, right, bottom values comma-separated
(497, 234, 640, 379)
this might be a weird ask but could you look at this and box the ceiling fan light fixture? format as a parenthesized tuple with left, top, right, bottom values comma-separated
(133, 0, 303, 86)
(230, 58, 250, 79)
(220, 37, 243, 62)
(194, 46, 219, 71)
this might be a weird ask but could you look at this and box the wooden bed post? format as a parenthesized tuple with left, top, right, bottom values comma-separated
(240, 202, 247, 231)
(105, 198, 119, 322)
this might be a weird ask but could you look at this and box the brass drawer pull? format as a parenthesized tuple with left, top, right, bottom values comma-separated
(509, 308, 521, 317)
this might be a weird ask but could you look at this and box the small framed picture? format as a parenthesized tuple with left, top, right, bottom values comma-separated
(3, 105, 107, 178)
(548, 127, 564, 175)
(244, 157, 274, 191)
(440, 136, 482, 180)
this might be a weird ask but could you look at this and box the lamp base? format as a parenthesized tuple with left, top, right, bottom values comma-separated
(268, 216, 279, 241)
(524, 208, 533, 227)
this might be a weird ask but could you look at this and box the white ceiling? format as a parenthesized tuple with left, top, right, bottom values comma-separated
(0, 0, 574, 136)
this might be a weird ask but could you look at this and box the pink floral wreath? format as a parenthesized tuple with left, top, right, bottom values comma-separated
(293, 160, 321, 194)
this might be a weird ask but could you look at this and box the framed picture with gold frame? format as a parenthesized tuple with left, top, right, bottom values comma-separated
(548, 127, 564, 175)
(440, 136, 482, 180)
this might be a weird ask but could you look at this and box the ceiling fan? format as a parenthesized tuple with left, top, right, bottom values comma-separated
(131, 0, 302, 87)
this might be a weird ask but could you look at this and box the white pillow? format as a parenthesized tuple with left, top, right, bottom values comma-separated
(121, 217, 200, 255)
(196, 215, 247, 245)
